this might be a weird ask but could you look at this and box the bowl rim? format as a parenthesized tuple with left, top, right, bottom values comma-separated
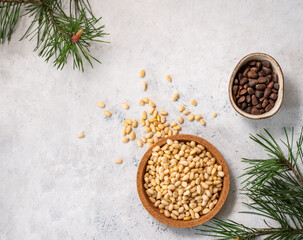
(136, 134, 230, 228)
(229, 52, 284, 119)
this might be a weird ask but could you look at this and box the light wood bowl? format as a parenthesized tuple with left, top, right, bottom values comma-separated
(136, 134, 230, 228)
(229, 52, 284, 119)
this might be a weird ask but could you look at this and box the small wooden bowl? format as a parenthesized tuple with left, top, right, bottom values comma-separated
(136, 134, 230, 228)
(229, 53, 284, 119)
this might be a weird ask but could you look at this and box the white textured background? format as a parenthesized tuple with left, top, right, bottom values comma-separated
(1, 0, 303, 239)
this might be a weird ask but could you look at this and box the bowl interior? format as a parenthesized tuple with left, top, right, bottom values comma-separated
(136, 134, 230, 228)
(229, 53, 284, 119)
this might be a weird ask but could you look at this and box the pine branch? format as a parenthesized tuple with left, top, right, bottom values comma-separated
(197, 128, 303, 240)
(0, 0, 108, 71)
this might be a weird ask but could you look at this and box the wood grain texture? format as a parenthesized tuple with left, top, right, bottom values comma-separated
(136, 134, 230, 228)
(229, 52, 284, 120)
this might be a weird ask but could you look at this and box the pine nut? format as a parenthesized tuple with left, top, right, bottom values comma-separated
(96, 102, 105, 108)
(143, 97, 149, 103)
(142, 111, 147, 120)
(142, 81, 147, 90)
(195, 114, 202, 120)
(139, 69, 145, 78)
(129, 131, 136, 140)
(212, 113, 217, 118)
(177, 116, 184, 124)
(172, 93, 179, 101)
(138, 100, 144, 106)
(178, 105, 185, 112)
(166, 75, 172, 82)
(121, 122, 128, 127)
(149, 100, 156, 107)
(188, 114, 195, 121)
(126, 125, 132, 134)
(137, 139, 143, 147)
(148, 107, 155, 115)
(132, 120, 138, 128)
(183, 109, 190, 115)
(190, 99, 197, 106)
(146, 132, 154, 139)
(122, 128, 126, 136)
(160, 111, 168, 116)
(144, 140, 223, 219)
(121, 137, 129, 143)
(114, 158, 123, 164)
(77, 132, 85, 138)
(200, 119, 206, 126)
(103, 111, 112, 117)
(122, 102, 129, 109)
(125, 118, 132, 125)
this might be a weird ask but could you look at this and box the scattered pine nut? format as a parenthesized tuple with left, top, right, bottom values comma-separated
(121, 137, 129, 143)
(149, 100, 156, 107)
(103, 111, 112, 117)
(137, 139, 143, 147)
(138, 100, 144, 106)
(130, 131, 136, 140)
(166, 75, 172, 82)
(122, 128, 126, 136)
(178, 116, 184, 124)
(212, 113, 217, 118)
(195, 114, 202, 120)
(126, 125, 132, 134)
(183, 109, 190, 115)
(172, 93, 179, 101)
(125, 118, 132, 125)
(96, 102, 105, 108)
(132, 120, 138, 128)
(200, 119, 206, 126)
(148, 107, 155, 115)
(121, 122, 128, 127)
(188, 114, 195, 121)
(160, 111, 168, 116)
(143, 97, 149, 103)
(170, 121, 177, 127)
(122, 102, 129, 109)
(178, 105, 185, 112)
(114, 158, 123, 164)
(142, 111, 147, 120)
(77, 132, 85, 138)
(142, 81, 147, 91)
(190, 99, 197, 106)
(139, 69, 145, 78)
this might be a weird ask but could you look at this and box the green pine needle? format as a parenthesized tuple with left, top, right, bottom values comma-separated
(197, 127, 303, 240)
(0, 0, 108, 71)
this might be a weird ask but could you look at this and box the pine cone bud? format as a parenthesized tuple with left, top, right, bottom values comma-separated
(72, 29, 83, 43)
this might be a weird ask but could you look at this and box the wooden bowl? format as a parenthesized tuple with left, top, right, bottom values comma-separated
(229, 53, 284, 119)
(136, 134, 230, 228)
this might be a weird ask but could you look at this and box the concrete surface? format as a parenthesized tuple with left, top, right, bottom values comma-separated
(1, 0, 303, 239)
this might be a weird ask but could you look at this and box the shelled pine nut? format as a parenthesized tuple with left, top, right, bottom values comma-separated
(144, 139, 224, 220)
(139, 69, 145, 78)
(166, 75, 172, 82)
(96, 102, 105, 108)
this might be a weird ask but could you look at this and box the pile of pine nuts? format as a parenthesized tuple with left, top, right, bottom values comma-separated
(144, 139, 224, 220)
